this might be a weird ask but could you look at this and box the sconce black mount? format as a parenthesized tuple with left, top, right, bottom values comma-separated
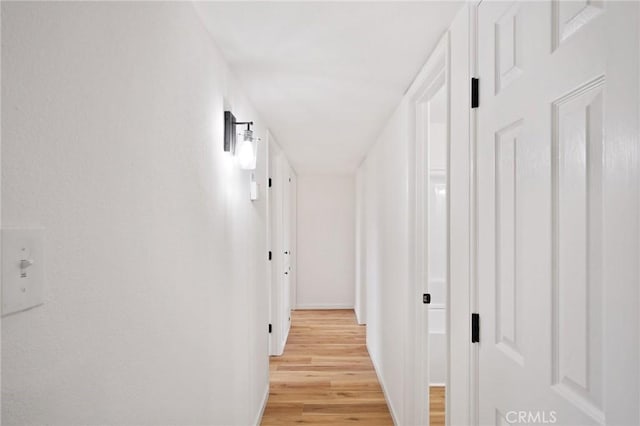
(224, 110, 254, 154)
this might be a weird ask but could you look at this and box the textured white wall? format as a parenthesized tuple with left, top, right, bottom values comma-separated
(1, 2, 269, 425)
(296, 175, 355, 309)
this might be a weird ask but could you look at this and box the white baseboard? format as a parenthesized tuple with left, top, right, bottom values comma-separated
(253, 385, 269, 426)
(294, 304, 354, 310)
(369, 345, 400, 426)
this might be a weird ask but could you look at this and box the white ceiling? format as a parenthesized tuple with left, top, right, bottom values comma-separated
(194, 1, 462, 174)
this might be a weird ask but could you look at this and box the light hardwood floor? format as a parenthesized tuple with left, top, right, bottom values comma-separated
(429, 386, 445, 426)
(261, 309, 394, 425)
(261, 309, 446, 425)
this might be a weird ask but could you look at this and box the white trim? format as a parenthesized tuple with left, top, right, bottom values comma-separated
(252, 386, 269, 426)
(294, 304, 354, 310)
(370, 351, 400, 426)
(469, 2, 480, 425)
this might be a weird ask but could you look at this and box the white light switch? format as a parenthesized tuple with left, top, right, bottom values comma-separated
(2, 228, 45, 316)
(250, 172, 259, 201)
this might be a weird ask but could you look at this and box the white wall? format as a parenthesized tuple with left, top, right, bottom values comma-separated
(1, 3, 269, 425)
(361, 104, 411, 425)
(296, 175, 355, 309)
(357, 4, 469, 425)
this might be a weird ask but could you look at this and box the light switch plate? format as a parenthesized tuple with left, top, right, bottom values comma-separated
(2, 228, 45, 316)
(250, 173, 259, 201)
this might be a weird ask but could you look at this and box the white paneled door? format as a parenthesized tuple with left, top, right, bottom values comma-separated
(477, 1, 638, 425)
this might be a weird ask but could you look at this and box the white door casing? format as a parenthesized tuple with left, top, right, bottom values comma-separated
(476, 1, 638, 425)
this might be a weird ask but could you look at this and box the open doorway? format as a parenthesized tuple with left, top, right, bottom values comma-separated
(409, 35, 449, 426)
(425, 83, 447, 426)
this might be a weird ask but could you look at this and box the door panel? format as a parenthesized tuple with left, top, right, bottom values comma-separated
(551, 78, 604, 419)
(477, 1, 638, 425)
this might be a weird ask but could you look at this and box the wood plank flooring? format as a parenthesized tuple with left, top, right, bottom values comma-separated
(429, 386, 445, 426)
(261, 309, 447, 425)
(261, 309, 394, 425)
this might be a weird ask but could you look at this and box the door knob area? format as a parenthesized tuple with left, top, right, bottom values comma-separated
(20, 259, 34, 269)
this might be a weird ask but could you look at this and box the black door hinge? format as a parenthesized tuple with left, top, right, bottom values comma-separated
(268, 324, 272, 334)
(471, 78, 479, 109)
(268, 251, 272, 261)
(268, 178, 272, 188)
(471, 313, 480, 343)
(423, 293, 431, 304)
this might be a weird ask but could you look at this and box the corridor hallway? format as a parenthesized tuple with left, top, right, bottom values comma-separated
(261, 310, 393, 425)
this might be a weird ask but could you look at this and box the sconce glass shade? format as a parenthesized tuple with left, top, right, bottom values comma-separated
(236, 129, 257, 170)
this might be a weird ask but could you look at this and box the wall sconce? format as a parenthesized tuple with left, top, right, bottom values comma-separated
(224, 110, 259, 170)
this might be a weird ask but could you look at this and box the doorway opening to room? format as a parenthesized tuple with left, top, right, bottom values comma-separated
(425, 83, 447, 426)
(410, 36, 449, 426)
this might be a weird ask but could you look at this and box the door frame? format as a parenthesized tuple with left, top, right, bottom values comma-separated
(266, 132, 296, 357)
(266, 132, 288, 356)
(469, 3, 480, 425)
(406, 33, 451, 425)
